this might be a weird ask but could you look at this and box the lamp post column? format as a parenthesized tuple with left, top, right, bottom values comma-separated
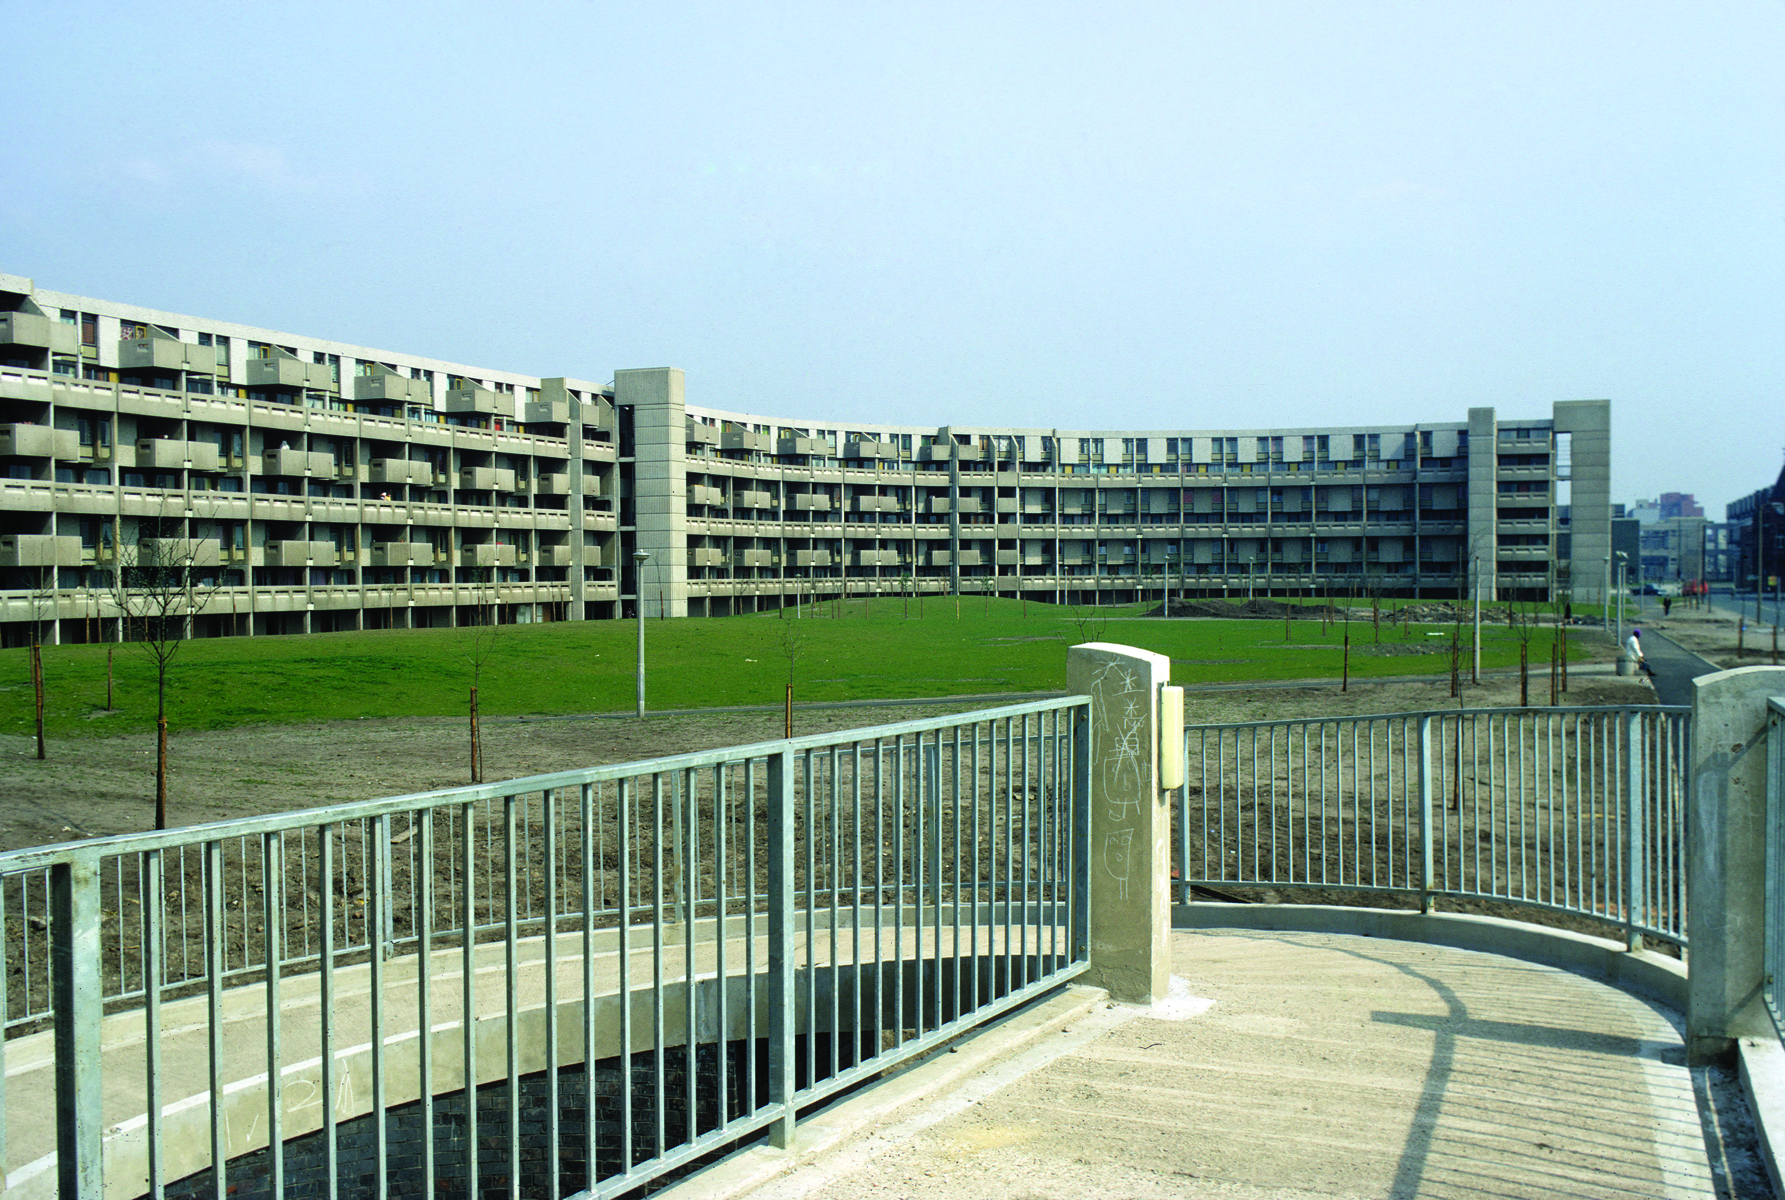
(634, 549, 650, 718)
(1616, 552, 1627, 648)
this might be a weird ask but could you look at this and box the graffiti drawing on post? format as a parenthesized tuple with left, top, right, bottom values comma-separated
(1103, 828, 1134, 900)
(1091, 655, 1146, 819)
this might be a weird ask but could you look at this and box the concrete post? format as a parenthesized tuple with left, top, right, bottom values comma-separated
(1067, 642, 1172, 1004)
(1687, 665, 1785, 1064)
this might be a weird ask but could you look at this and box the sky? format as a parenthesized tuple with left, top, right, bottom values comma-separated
(3, 1, 1779, 515)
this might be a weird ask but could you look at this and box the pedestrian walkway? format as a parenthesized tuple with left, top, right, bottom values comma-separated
(1640, 626, 1724, 707)
(684, 929, 1771, 1200)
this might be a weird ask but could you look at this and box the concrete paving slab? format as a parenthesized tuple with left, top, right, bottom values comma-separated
(718, 930, 1771, 1200)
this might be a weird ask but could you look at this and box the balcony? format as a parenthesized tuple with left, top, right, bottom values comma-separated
(535, 473, 571, 496)
(996, 549, 1020, 566)
(246, 354, 333, 391)
(845, 439, 897, 459)
(352, 372, 433, 406)
(118, 336, 215, 374)
(689, 484, 726, 507)
(852, 549, 899, 567)
(540, 544, 574, 567)
(720, 429, 771, 453)
(369, 459, 434, 487)
(370, 541, 434, 568)
(685, 421, 720, 446)
(263, 540, 337, 568)
(794, 550, 833, 568)
(137, 439, 220, 471)
(444, 384, 504, 416)
(262, 447, 334, 477)
(521, 398, 570, 425)
(0, 311, 74, 351)
(777, 436, 818, 456)
(739, 549, 775, 568)
(955, 497, 983, 515)
(736, 489, 773, 509)
(0, 534, 80, 567)
(459, 467, 517, 492)
(852, 496, 896, 514)
(461, 543, 518, 568)
(0, 423, 80, 459)
(690, 548, 726, 568)
(790, 494, 832, 513)
(138, 537, 221, 568)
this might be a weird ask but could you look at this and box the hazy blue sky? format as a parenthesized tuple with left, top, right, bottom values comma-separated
(4, 1, 1778, 514)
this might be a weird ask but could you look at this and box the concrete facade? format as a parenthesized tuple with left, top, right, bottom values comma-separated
(0, 271, 1610, 642)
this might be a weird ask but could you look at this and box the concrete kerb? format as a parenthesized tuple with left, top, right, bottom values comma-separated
(1741, 1037, 1785, 1200)
(1173, 902, 1687, 1013)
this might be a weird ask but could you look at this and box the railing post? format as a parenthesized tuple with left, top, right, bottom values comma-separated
(1687, 666, 1785, 1065)
(1767, 703, 1785, 1039)
(767, 747, 797, 1147)
(1067, 642, 1172, 1004)
(1071, 701, 1092, 968)
(1418, 716, 1434, 913)
(51, 851, 104, 1198)
(1624, 710, 1646, 951)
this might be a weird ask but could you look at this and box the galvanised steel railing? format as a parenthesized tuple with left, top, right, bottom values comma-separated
(1765, 698, 1785, 1040)
(3, 697, 1089, 1199)
(1176, 705, 1691, 947)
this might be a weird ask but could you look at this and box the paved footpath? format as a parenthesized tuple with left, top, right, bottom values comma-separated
(701, 930, 1771, 1200)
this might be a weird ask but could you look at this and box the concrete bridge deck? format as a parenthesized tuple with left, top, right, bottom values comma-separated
(680, 926, 1774, 1200)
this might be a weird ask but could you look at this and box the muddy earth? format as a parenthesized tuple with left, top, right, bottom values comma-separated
(1, 662, 1651, 856)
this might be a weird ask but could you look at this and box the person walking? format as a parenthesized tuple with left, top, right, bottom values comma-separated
(1625, 628, 1655, 679)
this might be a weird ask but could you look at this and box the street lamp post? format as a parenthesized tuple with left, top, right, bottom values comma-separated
(1615, 551, 1628, 648)
(1603, 555, 1612, 633)
(1247, 554, 1256, 601)
(1472, 555, 1481, 684)
(633, 549, 650, 718)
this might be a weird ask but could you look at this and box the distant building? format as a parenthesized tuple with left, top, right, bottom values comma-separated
(1638, 517, 1707, 586)
(1658, 492, 1704, 520)
(1611, 517, 1641, 589)
(1729, 464, 1785, 595)
(1704, 523, 1739, 584)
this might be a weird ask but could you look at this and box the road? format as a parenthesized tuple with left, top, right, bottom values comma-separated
(1707, 589, 1785, 630)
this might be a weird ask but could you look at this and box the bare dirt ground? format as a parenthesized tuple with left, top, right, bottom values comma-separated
(0, 664, 1653, 856)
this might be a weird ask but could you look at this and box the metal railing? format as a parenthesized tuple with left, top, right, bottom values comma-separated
(1176, 705, 1691, 947)
(1765, 697, 1785, 1040)
(2, 697, 1089, 1199)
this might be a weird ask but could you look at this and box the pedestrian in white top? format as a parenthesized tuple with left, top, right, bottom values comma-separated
(1626, 628, 1654, 678)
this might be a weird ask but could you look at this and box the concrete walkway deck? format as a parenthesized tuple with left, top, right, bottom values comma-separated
(683, 929, 1773, 1200)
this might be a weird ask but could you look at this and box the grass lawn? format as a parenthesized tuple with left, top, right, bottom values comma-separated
(0, 598, 1586, 739)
